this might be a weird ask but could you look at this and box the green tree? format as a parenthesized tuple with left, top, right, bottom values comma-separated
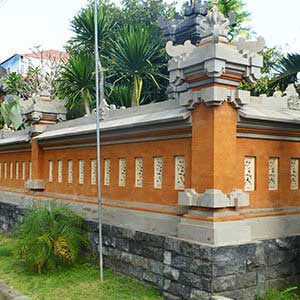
(110, 26, 167, 106)
(57, 53, 95, 116)
(1, 73, 30, 99)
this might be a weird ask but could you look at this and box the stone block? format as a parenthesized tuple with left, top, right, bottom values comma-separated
(135, 231, 165, 248)
(190, 289, 210, 300)
(190, 259, 212, 276)
(163, 292, 182, 300)
(163, 266, 180, 281)
(212, 275, 236, 293)
(178, 271, 205, 290)
(142, 271, 164, 288)
(164, 251, 172, 265)
(167, 282, 191, 300)
(171, 255, 193, 271)
(148, 259, 164, 275)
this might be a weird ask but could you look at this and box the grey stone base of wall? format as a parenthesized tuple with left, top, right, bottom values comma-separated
(1, 201, 300, 300)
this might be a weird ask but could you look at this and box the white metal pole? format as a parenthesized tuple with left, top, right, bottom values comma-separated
(94, 0, 104, 282)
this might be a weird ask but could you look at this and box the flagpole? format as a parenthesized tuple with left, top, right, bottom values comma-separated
(94, 0, 104, 282)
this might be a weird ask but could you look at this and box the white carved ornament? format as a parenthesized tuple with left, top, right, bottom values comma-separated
(49, 161, 53, 182)
(244, 157, 255, 192)
(154, 157, 163, 189)
(175, 156, 185, 190)
(199, 1, 230, 40)
(22, 162, 26, 180)
(166, 40, 196, 59)
(16, 162, 19, 180)
(29, 161, 32, 180)
(135, 158, 143, 188)
(233, 36, 265, 55)
(9, 162, 13, 179)
(269, 158, 279, 191)
(119, 159, 126, 187)
(68, 160, 73, 184)
(91, 160, 97, 185)
(58, 160, 63, 183)
(4, 162, 7, 179)
(291, 159, 299, 190)
(104, 159, 111, 186)
(79, 160, 85, 184)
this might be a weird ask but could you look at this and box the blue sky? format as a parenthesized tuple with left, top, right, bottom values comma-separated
(0, 0, 299, 61)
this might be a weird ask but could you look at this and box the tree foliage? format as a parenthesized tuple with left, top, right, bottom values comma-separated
(16, 202, 89, 273)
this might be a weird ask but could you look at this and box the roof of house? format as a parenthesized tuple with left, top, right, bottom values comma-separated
(22, 50, 69, 62)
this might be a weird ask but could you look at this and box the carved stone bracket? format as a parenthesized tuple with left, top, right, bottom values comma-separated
(178, 188, 250, 208)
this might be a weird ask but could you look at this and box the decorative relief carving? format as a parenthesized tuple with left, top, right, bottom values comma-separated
(199, 1, 230, 40)
(4, 162, 7, 179)
(91, 159, 97, 185)
(68, 160, 73, 184)
(22, 162, 26, 180)
(286, 84, 300, 111)
(135, 158, 143, 188)
(154, 157, 163, 189)
(10, 162, 13, 179)
(16, 162, 19, 180)
(291, 158, 299, 190)
(269, 158, 279, 191)
(119, 158, 126, 187)
(58, 160, 63, 183)
(104, 159, 111, 186)
(244, 157, 255, 191)
(79, 160, 85, 184)
(29, 161, 32, 180)
(49, 161, 53, 182)
(166, 40, 196, 59)
(175, 156, 185, 190)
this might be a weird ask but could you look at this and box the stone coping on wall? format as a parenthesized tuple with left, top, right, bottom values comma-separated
(0, 281, 29, 300)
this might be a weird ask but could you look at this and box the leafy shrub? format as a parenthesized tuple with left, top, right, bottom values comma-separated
(16, 202, 89, 273)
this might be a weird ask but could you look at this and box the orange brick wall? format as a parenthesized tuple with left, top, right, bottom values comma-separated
(237, 137, 300, 209)
(0, 151, 31, 188)
(43, 138, 192, 205)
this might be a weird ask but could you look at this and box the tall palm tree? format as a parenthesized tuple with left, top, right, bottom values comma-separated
(110, 25, 166, 106)
(272, 53, 300, 91)
(57, 53, 95, 116)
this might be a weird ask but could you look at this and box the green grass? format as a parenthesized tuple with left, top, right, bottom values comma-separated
(0, 234, 163, 300)
(257, 287, 300, 300)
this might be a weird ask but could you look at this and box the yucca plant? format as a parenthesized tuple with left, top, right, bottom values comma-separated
(57, 53, 95, 116)
(16, 202, 89, 273)
(111, 25, 166, 106)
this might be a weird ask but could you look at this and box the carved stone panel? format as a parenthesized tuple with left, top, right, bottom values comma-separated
(4, 162, 7, 179)
(68, 160, 73, 184)
(135, 158, 143, 188)
(175, 156, 185, 190)
(91, 159, 97, 185)
(16, 162, 19, 180)
(104, 159, 111, 186)
(269, 158, 279, 191)
(291, 158, 299, 190)
(244, 157, 255, 191)
(10, 162, 13, 179)
(29, 161, 32, 180)
(154, 157, 163, 189)
(22, 162, 26, 180)
(119, 158, 126, 187)
(49, 161, 53, 182)
(79, 160, 85, 185)
(58, 160, 63, 183)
